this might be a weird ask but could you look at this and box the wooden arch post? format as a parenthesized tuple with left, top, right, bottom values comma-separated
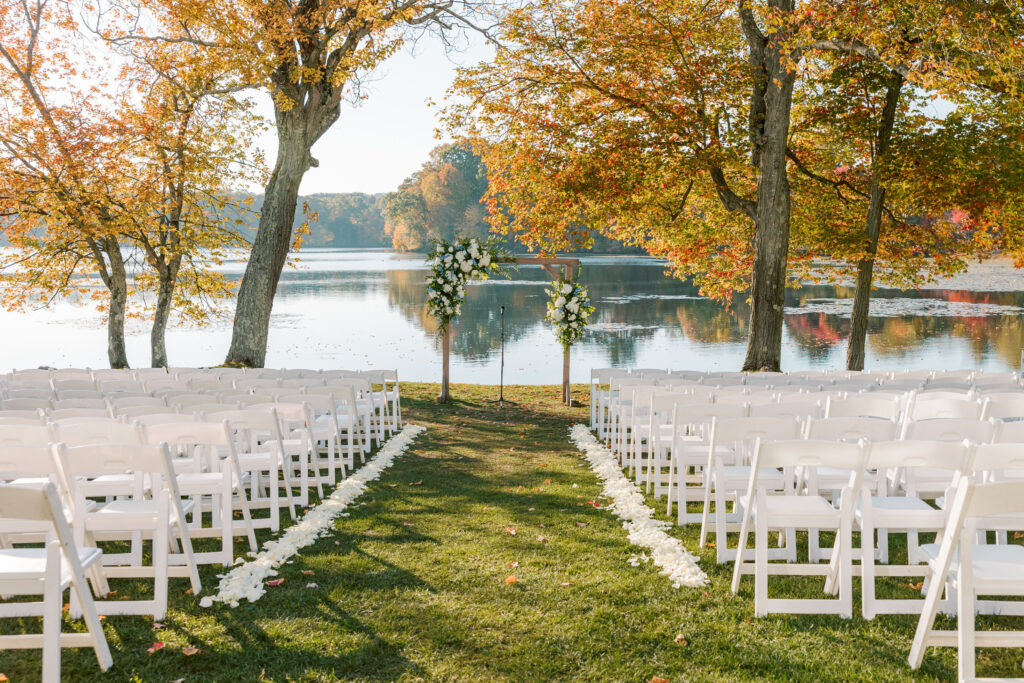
(436, 256, 580, 406)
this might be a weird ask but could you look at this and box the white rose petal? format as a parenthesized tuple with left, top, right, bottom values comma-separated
(569, 425, 707, 589)
(561, 283, 572, 294)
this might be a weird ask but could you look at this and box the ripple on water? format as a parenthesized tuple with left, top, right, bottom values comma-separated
(787, 297, 1024, 318)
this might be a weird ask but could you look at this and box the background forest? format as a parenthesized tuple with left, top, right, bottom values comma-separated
(232, 143, 639, 253)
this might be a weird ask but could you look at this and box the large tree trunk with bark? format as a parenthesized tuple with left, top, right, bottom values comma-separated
(741, 0, 797, 373)
(224, 111, 311, 367)
(846, 72, 904, 371)
(103, 238, 130, 369)
(150, 260, 180, 368)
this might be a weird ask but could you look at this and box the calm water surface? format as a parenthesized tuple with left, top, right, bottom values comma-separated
(2, 249, 1023, 382)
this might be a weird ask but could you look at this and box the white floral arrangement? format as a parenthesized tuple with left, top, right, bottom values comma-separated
(200, 424, 426, 608)
(570, 424, 707, 588)
(545, 277, 594, 349)
(426, 237, 500, 334)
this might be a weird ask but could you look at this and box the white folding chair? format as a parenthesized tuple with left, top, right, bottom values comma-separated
(856, 440, 972, 619)
(215, 409, 296, 531)
(825, 395, 901, 420)
(908, 478, 1024, 681)
(0, 483, 112, 683)
(731, 439, 866, 618)
(51, 442, 202, 620)
(908, 396, 985, 421)
(666, 401, 748, 525)
(142, 420, 258, 566)
(698, 416, 804, 564)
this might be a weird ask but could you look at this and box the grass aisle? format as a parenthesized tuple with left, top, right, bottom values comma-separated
(0, 383, 986, 681)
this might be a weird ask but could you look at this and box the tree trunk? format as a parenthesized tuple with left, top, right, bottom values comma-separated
(104, 239, 130, 369)
(846, 72, 904, 371)
(742, 13, 797, 373)
(150, 263, 178, 368)
(224, 112, 311, 367)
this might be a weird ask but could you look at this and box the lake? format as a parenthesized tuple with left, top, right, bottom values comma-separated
(2, 249, 1023, 382)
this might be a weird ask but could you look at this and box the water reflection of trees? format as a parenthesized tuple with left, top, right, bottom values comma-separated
(781, 286, 1024, 368)
(373, 263, 1024, 369)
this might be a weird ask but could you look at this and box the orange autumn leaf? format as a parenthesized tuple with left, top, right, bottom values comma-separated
(183, 646, 202, 656)
(504, 526, 517, 536)
(266, 578, 285, 587)
(147, 642, 165, 655)
(505, 575, 519, 585)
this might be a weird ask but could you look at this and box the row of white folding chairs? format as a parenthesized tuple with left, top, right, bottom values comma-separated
(720, 437, 1024, 642)
(0, 383, 378, 457)
(690, 415, 1024, 560)
(0, 409, 299, 543)
(659, 404, 1024, 526)
(0, 400, 358, 490)
(609, 382, 1024, 465)
(2, 367, 401, 434)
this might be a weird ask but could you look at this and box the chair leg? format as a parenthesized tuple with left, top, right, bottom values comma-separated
(754, 512, 768, 617)
(42, 550, 61, 683)
(957, 564, 975, 681)
(153, 516, 169, 621)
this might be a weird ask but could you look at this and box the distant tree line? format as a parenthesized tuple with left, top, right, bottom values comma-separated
(230, 143, 641, 254)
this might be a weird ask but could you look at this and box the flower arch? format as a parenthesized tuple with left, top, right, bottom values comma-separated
(426, 241, 589, 405)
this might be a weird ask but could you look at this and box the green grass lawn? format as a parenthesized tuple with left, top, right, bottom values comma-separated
(2, 382, 1020, 681)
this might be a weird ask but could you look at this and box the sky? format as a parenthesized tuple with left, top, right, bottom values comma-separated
(254, 37, 493, 197)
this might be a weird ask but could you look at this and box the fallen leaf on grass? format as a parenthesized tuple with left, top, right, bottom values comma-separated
(559, 582, 572, 587)
(409, 481, 423, 486)
(544, 479, 552, 484)
(300, 570, 314, 576)
(306, 583, 318, 588)
(504, 526, 517, 536)
(170, 679, 185, 683)
(184, 588, 194, 595)
(62, 603, 69, 612)
(104, 590, 118, 598)
(576, 522, 587, 528)
(402, 522, 413, 527)
(0, 674, 9, 682)
(705, 542, 716, 548)
(650, 677, 669, 683)
(674, 634, 688, 646)
(508, 561, 519, 569)
(907, 581, 924, 591)
(147, 642, 165, 655)
(387, 484, 398, 488)
(183, 646, 201, 656)
(152, 622, 165, 629)
(1015, 531, 1023, 540)
(266, 579, 285, 587)
(537, 535, 549, 542)
(528, 507, 536, 512)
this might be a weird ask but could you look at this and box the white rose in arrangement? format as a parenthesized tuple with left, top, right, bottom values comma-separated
(561, 283, 572, 295)
(569, 314, 576, 321)
(444, 254, 453, 264)
(480, 254, 491, 267)
(460, 261, 472, 273)
(443, 284, 452, 293)
(552, 309, 565, 321)
(555, 297, 566, 308)
(567, 301, 579, 313)
(456, 251, 466, 261)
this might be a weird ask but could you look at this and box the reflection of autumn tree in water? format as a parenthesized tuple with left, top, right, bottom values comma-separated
(376, 262, 1024, 369)
(670, 300, 748, 345)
